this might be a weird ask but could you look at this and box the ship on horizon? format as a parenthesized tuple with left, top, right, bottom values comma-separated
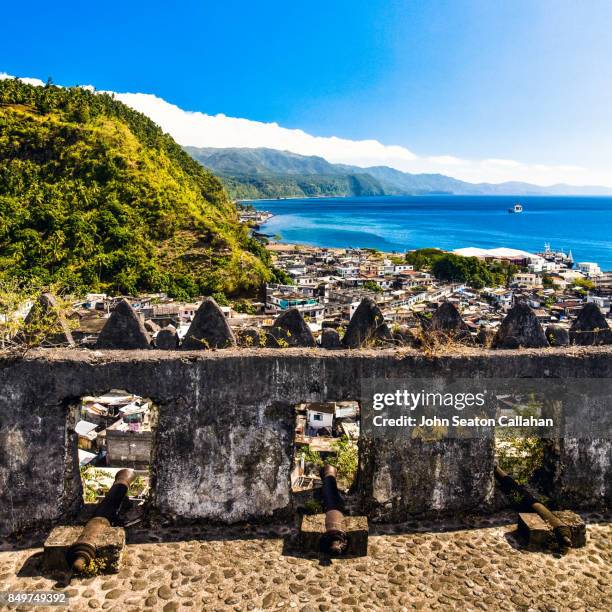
(508, 203, 523, 213)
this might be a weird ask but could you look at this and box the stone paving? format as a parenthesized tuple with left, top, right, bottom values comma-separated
(0, 512, 610, 611)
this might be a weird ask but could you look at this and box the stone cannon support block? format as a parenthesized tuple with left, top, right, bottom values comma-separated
(517, 513, 551, 547)
(554, 510, 587, 547)
(299, 514, 369, 556)
(43, 525, 126, 574)
(518, 510, 586, 548)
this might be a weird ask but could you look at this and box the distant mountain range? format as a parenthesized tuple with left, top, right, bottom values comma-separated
(185, 146, 612, 200)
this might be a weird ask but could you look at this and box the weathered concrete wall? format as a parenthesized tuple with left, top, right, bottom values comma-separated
(359, 438, 496, 522)
(0, 347, 610, 536)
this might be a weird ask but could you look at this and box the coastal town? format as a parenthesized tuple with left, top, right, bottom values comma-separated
(39, 225, 610, 488)
(61, 237, 610, 351)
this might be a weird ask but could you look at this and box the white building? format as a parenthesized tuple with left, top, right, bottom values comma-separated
(287, 266, 307, 277)
(397, 264, 413, 273)
(587, 295, 611, 310)
(529, 260, 560, 274)
(306, 403, 335, 433)
(558, 270, 585, 282)
(179, 303, 199, 321)
(336, 265, 360, 278)
(369, 277, 395, 290)
(513, 273, 539, 288)
(577, 262, 602, 278)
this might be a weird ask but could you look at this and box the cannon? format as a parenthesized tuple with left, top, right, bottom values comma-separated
(69, 468, 135, 572)
(319, 464, 348, 555)
(494, 465, 572, 551)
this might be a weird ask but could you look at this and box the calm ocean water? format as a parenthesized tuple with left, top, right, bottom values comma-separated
(253, 195, 612, 270)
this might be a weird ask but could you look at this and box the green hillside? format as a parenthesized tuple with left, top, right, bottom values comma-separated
(186, 146, 386, 199)
(220, 172, 385, 200)
(184, 146, 339, 176)
(0, 80, 273, 298)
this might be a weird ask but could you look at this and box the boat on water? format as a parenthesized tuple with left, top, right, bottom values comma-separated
(508, 203, 523, 213)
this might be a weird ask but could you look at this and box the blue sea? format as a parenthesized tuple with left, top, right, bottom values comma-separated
(253, 195, 612, 271)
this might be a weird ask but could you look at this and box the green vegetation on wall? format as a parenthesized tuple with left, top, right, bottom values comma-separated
(0, 79, 272, 299)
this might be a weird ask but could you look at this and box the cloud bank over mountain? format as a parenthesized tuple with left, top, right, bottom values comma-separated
(107, 93, 612, 188)
(2, 73, 610, 187)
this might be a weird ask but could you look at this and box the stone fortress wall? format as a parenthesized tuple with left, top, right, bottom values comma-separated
(0, 345, 610, 537)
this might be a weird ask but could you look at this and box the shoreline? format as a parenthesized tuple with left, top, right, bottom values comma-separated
(238, 193, 612, 204)
(250, 196, 612, 272)
(263, 237, 610, 273)
(236, 194, 348, 203)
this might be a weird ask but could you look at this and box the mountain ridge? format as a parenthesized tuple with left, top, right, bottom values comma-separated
(185, 146, 612, 199)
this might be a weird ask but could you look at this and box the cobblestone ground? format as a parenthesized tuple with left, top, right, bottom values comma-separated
(0, 512, 610, 611)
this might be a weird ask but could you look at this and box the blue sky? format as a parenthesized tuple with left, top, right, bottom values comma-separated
(2, 0, 612, 185)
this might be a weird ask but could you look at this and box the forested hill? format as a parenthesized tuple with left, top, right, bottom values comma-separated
(185, 146, 386, 199)
(187, 146, 612, 199)
(0, 80, 273, 298)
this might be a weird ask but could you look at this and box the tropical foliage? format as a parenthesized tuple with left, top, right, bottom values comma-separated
(327, 436, 359, 489)
(363, 280, 383, 293)
(184, 146, 600, 198)
(0, 79, 272, 299)
(0, 278, 76, 353)
(406, 249, 517, 288)
(219, 173, 385, 200)
(185, 146, 387, 199)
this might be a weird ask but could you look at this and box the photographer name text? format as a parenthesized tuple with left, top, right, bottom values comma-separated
(371, 414, 554, 427)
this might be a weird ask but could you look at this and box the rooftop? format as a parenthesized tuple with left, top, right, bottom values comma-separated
(453, 247, 544, 261)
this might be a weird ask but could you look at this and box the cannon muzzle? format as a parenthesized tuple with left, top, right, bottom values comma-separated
(494, 465, 572, 552)
(70, 468, 136, 572)
(319, 464, 348, 555)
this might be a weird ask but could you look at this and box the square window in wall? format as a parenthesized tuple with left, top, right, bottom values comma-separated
(74, 389, 157, 522)
(291, 401, 361, 498)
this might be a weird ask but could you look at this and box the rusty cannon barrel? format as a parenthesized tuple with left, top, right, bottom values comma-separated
(319, 464, 348, 555)
(494, 465, 572, 551)
(69, 468, 135, 572)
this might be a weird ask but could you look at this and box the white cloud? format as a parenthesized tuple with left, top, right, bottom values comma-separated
(113, 92, 419, 169)
(0, 73, 46, 87)
(2, 73, 611, 187)
(111, 92, 612, 187)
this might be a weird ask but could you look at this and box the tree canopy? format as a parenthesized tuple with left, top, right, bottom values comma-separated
(0, 79, 272, 299)
(405, 248, 515, 288)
